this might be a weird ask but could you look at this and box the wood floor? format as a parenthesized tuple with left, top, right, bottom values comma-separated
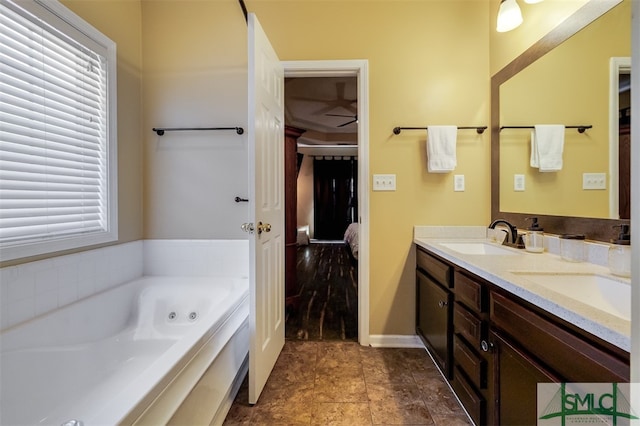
(286, 242, 358, 341)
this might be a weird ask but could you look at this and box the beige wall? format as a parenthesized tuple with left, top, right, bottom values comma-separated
(141, 0, 249, 239)
(2, 0, 144, 268)
(140, 0, 490, 335)
(249, 1, 491, 335)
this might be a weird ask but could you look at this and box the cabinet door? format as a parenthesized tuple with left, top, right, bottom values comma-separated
(417, 270, 452, 377)
(488, 329, 560, 426)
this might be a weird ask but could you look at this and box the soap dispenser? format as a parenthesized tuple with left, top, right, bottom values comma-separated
(524, 217, 544, 253)
(608, 224, 631, 277)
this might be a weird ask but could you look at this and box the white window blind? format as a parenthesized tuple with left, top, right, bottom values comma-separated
(0, 0, 117, 261)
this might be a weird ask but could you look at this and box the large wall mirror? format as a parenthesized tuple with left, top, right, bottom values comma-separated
(491, 0, 631, 242)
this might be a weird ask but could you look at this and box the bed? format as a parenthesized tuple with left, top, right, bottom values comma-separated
(343, 223, 359, 260)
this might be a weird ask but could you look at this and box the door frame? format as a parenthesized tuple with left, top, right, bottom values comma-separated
(282, 60, 370, 346)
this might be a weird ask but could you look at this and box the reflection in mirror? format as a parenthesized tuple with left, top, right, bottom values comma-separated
(491, 0, 631, 242)
(611, 58, 631, 219)
(499, 0, 630, 219)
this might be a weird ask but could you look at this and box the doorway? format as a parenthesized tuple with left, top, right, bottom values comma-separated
(282, 60, 370, 346)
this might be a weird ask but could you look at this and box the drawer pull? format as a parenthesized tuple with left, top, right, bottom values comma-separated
(481, 339, 494, 353)
(438, 300, 448, 308)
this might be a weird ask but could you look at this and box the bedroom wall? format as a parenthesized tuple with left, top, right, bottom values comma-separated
(297, 155, 314, 238)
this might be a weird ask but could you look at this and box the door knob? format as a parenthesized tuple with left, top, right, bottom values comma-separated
(257, 221, 271, 235)
(241, 223, 255, 234)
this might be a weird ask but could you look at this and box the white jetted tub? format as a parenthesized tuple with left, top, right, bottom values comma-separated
(0, 275, 249, 426)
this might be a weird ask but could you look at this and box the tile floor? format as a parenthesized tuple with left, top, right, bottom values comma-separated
(223, 341, 471, 425)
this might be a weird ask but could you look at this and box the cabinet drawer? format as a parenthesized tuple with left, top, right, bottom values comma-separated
(454, 334, 486, 389)
(454, 271, 485, 312)
(417, 248, 452, 288)
(453, 302, 483, 347)
(452, 366, 485, 426)
(491, 291, 630, 382)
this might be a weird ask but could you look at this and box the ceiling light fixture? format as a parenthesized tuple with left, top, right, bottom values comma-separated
(523, 0, 543, 3)
(497, 0, 523, 33)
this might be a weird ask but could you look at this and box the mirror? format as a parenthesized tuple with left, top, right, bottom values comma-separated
(491, 0, 631, 241)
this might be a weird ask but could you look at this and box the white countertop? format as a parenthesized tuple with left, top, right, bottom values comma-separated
(414, 226, 631, 352)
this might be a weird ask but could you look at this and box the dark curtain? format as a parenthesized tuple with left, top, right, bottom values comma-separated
(313, 157, 358, 240)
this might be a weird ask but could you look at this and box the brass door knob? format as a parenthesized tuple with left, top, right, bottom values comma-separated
(257, 222, 271, 234)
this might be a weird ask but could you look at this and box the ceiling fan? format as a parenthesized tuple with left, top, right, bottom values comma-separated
(325, 113, 358, 127)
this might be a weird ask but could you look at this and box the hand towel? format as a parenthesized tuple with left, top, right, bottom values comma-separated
(530, 124, 565, 172)
(427, 125, 457, 173)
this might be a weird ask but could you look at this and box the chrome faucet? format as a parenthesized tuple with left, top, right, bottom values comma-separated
(488, 219, 518, 245)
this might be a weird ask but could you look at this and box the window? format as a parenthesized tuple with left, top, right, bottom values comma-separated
(0, 0, 117, 261)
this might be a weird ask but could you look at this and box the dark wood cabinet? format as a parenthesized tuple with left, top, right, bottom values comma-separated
(416, 247, 453, 378)
(284, 126, 304, 311)
(415, 244, 631, 426)
(417, 270, 453, 376)
(451, 271, 488, 426)
(486, 329, 559, 426)
(490, 290, 630, 383)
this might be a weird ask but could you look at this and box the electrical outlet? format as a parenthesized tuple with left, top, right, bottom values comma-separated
(373, 174, 396, 191)
(514, 174, 525, 191)
(582, 173, 606, 190)
(454, 175, 465, 192)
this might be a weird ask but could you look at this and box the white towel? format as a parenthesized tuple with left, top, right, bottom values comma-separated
(427, 125, 457, 173)
(530, 124, 565, 172)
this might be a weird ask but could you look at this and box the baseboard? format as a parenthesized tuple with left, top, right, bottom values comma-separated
(368, 334, 425, 348)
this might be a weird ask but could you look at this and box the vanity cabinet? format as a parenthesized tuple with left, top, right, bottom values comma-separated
(415, 245, 631, 426)
(484, 328, 559, 425)
(416, 247, 453, 378)
(485, 289, 629, 425)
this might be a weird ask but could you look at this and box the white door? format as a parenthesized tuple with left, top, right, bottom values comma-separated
(247, 13, 285, 404)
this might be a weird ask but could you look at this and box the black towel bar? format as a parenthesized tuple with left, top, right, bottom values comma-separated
(499, 125, 592, 134)
(393, 126, 487, 135)
(152, 127, 244, 136)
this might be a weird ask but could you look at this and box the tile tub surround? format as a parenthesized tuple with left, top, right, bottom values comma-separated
(1, 239, 249, 331)
(0, 241, 143, 330)
(413, 226, 631, 352)
(143, 240, 248, 278)
(223, 341, 471, 425)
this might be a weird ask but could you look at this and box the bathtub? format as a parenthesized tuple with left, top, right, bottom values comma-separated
(0, 275, 249, 426)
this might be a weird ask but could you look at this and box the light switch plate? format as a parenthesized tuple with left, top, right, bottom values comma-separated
(373, 174, 396, 191)
(514, 174, 525, 191)
(582, 172, 606, 190)
(454, 175, 465, 192)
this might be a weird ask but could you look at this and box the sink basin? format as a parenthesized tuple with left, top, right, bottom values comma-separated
(510, 272, 631, 321)
(439, 242, 520, 256)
